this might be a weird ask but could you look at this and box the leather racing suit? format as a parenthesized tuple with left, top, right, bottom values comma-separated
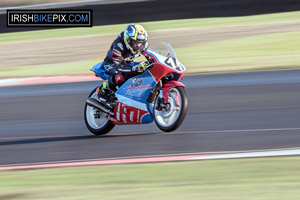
(102, 31, 147, 91)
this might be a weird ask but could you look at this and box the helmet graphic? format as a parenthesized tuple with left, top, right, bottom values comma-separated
(124, 24, 148, 54)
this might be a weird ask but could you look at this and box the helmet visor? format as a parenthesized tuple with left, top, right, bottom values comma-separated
(130, 39, 146, 51)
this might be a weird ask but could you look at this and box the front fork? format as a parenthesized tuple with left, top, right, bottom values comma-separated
(156, 80, 168, 111)
(157, 80, 186, 110)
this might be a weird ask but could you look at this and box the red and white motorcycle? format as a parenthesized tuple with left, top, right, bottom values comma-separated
(85, 42, 188, 135)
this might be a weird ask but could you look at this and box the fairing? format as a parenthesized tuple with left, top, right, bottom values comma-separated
(108, 70, 157, 124)
(99, 42, 186, 125)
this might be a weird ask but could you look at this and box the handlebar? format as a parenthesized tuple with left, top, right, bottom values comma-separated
(143, 59, 154, 69)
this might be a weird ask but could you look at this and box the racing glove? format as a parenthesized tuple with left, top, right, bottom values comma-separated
(135, 62, 148, 73)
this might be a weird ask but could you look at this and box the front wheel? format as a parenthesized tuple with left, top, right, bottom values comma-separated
(154, 86, 188, 132)
(84, 88, 115, 135)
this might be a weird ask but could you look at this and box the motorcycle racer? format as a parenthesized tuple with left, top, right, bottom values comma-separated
(97, 24, 149, 102)
(85, 41, 188, 135)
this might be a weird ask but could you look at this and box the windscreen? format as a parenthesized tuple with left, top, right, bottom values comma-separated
(149, 42, 177, 59)
(148, 42, 185, 72)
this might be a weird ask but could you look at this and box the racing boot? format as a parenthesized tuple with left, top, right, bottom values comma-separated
(97, 73, 124, 103)
(96, 80, 112, 103)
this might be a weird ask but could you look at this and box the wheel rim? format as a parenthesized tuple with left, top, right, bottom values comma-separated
(154, 88, 182, 128)
(86, 92, 109, 129)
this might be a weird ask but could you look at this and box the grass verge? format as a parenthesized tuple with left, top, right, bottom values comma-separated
(1, 30, 299, 78)
(0, 11, 299, 43)
(0, 60, 97, 78)
(176, 31, 300, 73)
(1, 156, 300, 200)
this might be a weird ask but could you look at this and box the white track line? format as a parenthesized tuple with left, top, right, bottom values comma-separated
(188, 148, 300, 160)
(165, 127, 300, 134)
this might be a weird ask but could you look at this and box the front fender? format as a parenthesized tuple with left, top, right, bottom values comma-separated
(162, 81, 185, 103)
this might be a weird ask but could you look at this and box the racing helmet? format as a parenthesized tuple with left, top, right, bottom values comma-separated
(124, 24, 148, 54)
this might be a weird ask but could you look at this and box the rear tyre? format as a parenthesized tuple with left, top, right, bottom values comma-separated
(84, 88, 115, 135)
(154, 86, 188, 132)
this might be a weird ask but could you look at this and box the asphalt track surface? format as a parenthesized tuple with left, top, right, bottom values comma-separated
(1, 69, 300, 166)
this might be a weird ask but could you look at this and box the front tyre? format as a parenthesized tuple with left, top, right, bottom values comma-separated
(154, 86, 188, 132)
(84, 88, 115, 135)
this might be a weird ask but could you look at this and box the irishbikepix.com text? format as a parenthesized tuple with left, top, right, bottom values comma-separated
(7, 10, 92, 27)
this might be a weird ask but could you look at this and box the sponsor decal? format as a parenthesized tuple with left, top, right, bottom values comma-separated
(104, 64, 113, 71)
(138, 85, 152, 89)
(137, 110, 140, 123)
(127, 85, 152, 91)
(122, 114, 127, 123)
(116, 103, 121, 121)
(109, 103, 148, 125)
(117, 43, 124, 50)
(131, 77, 143, 87)
(127, 77, 152, 91)
(126, 87, 135, 91)
(130, 111, 134, 122)
(116, 112, 120, 121)
(108, 116, 118, 123)
(127, 77, 145, 91)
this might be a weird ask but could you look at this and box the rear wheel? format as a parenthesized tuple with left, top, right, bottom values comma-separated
(84, 88, 115, 135)
(154, 86, 188, 132)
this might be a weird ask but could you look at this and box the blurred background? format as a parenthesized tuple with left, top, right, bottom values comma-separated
(1, 0, 300, 199)
(0, 0, 300, 77)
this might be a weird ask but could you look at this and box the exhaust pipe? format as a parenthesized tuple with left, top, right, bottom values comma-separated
(86, 97, 114, 116)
